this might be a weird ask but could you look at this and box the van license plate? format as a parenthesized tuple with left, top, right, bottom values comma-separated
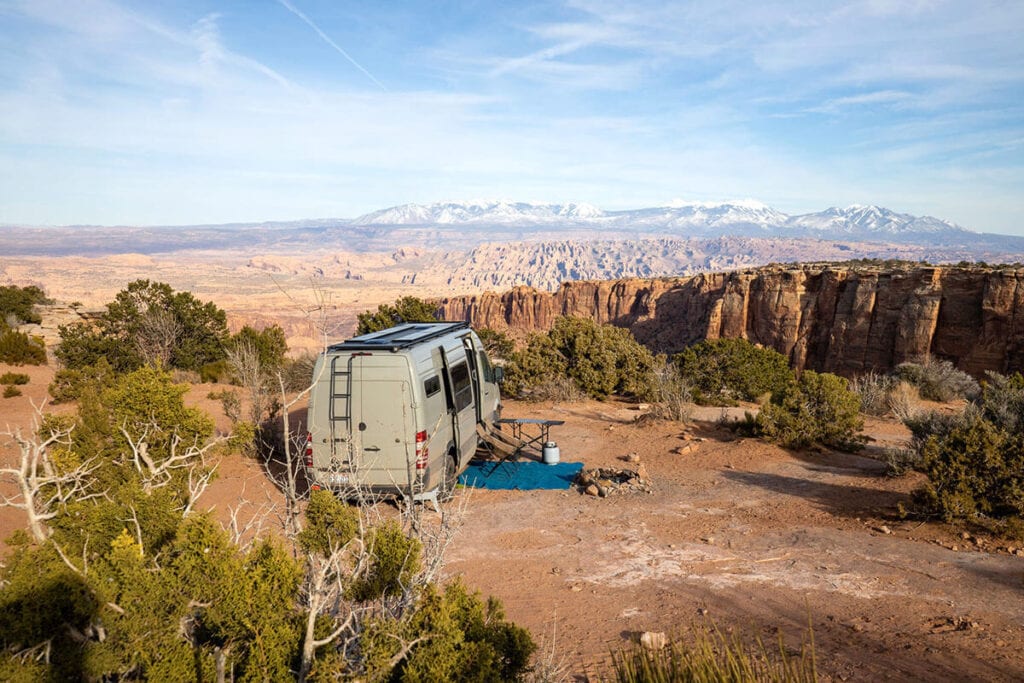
(327, 473, 350, 486)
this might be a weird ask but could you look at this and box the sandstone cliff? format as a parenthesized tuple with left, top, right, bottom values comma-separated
(439, 264, 1024, 378)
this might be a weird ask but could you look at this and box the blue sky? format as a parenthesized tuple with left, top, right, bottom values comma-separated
(1, 0, 1022, 234)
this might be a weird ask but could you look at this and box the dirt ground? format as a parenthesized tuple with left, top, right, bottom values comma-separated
(2, 365, 1023, 681)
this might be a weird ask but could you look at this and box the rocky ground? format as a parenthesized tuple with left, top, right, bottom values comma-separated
(2, 366, 1023, 681)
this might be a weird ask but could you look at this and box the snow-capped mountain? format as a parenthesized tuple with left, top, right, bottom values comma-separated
(350, 199, 973, 242)
(606, 200, 788, 232)
(785, 205, 971, 237)
(353, 200, 604, 226)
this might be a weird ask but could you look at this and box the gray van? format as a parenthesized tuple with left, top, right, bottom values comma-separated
(304, 322, 502, 499)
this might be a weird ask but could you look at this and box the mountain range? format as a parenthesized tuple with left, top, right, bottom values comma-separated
(352, 200, 974, 243)
(1, 200, 1018, 260)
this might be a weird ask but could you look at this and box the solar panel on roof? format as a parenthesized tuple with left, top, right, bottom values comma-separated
(328, 322, 469, 352)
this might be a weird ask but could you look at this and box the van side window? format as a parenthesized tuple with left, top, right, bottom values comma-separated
(450, 362, 473, 412)
(477, 351, 494, 382)
(424, 375, 441, 397)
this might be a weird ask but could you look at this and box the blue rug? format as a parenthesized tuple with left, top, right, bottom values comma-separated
(459, 460, 584, 490)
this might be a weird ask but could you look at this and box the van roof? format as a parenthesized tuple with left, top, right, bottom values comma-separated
(329, 321, 470, 352)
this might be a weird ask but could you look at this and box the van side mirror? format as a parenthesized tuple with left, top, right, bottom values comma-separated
(494, 367, 504, 383)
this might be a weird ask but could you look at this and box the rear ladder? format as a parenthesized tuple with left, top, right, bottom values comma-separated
(329, 356, 353, 463)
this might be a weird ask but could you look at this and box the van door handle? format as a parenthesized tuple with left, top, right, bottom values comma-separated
(364, 446, 381, 452)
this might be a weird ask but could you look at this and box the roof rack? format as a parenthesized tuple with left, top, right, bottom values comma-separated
(328, 321, 470, 352)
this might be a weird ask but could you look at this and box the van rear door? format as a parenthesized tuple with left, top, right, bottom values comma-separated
(350, 354, 415, 489)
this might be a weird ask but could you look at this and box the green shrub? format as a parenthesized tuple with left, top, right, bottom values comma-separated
(229, 324, 288, 372)
(757, 371, 865, 452)
(48, 357, 117, 403)
(0, 284, 50, 325)
(347, 520, 422, 602)
(980, 371, 1024, 433)
(894, 358, 979, 402)
(297, 489, 360, 556)
(356, 296, 438, 334)
(903, 408, 970, 455)
(0, 372, 30, 386)
(915, 412, 1024, 522)
(55, 280, 229, 373)
(3, 385, 21, 398)
(676, 338, 792, 405)
(503, 317, 659, 400)
(903, 377, 1024, 527)
(199, 359, 231, 383)
(476, 328, 514, 360)
(0, 330, 46, 365)
(361, 581, 536, 682)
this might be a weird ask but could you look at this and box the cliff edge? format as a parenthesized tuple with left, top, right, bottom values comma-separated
(439, 263, 1024, 378)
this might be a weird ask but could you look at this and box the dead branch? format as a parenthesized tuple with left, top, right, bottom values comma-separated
(1, 418, 101, 543)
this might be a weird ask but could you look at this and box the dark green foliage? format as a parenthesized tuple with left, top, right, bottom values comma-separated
(3, 385, 22, 398)
(676, 338, 793, 405)
(504, 317, 659, 400)
(0, 284, 50, 325)
(362, 581, 536, 682)
(503, 332, 568, 397)
(229, 324, 288, 372)
(104, 365, 214, 464)
(199, 359, 231, 383)
(48, 357, 117, 403)
(0, 329, 46, 365)
(476, 328, 514, 360)
(297, 489, 360, 555)
(757, 371, 865, 452)
(55, 280, 229, 373)
(894, 358, 979, 402)
(916, 412, 1024, 522)
(0, 371, 30, 385)
(1, 511, 304, 681)
(905, 373, 1024, 528)
(0, 544, 99, 682)
(348, 520, 422, 602)
(356, 296, 439, 334)
(54, 321, 122, 370)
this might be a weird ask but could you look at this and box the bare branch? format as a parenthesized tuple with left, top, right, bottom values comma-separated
(2, 415, 99, 543)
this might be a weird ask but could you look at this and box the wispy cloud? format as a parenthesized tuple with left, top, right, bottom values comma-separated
(808, 90, 914, 114)
(275, 0, 386, 90)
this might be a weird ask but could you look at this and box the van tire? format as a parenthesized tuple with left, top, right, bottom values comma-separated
(439, 454, 459, 502)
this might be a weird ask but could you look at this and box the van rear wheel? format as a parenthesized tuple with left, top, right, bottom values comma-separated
(439, 454, 458, 502)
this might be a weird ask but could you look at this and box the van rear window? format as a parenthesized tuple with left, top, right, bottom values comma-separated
(451, 362, 473, 412)
(424, 375, 441, 397)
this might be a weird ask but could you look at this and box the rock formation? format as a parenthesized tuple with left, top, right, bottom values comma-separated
(439, 264, 1024, 378)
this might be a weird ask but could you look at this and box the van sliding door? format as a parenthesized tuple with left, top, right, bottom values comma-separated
(440, 348, 477, 461)
(461, 336, 483, 424)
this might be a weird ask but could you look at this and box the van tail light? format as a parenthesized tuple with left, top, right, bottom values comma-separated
(304, 432, 313, 469)
(415, 430, 428, 470)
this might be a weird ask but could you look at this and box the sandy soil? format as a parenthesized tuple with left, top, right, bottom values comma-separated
(2, 366, 1023, 681)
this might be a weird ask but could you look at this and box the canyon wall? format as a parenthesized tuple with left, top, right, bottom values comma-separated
(439, 264, 1024, 378)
